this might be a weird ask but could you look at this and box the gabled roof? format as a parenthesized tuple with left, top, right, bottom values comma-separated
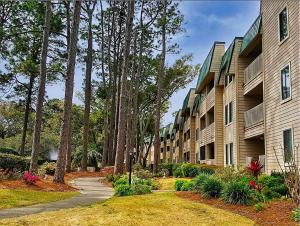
(216, 37, 243, 85)
(173, 109, 183, 131)
(240, 15, 262, 55)
(181, 88, 196, 117)
(196, 42, 225, 93)
(192, 94, 202, 115)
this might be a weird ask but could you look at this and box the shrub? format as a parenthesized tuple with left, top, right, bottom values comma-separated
(135, 169, 153, 179)
(181, 181, 195, 191)
(132, 184, 152, 195)
(114, 185, 133, 196)
(160, 163, 174, 176)
(0, 153, 29, 172)
(202, 177, 223, 198)
(175, 180, 186, 191)
(258, 174, 288, 196)
(254, 203, 265, 211)
(173, 163, 199, 178)
(23, 171, 39, 185)
(113, 175, 129, 187)
(292, 208, 300, 222)
(38, 162, 56, 176)
(215, 167, 246, 182)
(106, 173, 114, 182)
(0, 169, 22, 180)
(0, 147, 19, 156)
(193, 173, 210, 193)
(198, 164, 218, 175)
(222, 181, 251, 205)
(261, 187, 281, 200)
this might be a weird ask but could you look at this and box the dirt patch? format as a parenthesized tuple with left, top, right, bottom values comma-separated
(176, 192, 297, 226)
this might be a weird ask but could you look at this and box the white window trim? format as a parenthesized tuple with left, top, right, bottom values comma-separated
(280, 62, 292, 104)
(282, 127, 294, 165)
(278, 6, 289, 45)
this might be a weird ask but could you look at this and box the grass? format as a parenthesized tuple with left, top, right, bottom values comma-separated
(0, 193, 255, 226)
(157, 177, 191, 190)
(0, 189, 79, 209)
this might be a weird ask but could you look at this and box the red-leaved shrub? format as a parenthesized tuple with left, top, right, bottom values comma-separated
(247, 160, 263, 178)
(249, 180, 261, 191)
(23, 171, 39, 185)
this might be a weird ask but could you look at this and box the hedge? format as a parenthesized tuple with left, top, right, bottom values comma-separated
(0, 153, 30, 172)
(0, 147, 19, 156)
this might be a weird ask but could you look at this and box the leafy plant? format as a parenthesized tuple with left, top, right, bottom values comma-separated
(135, 169, 153, 179)
(174, 180, 186, 191)
(23, 171, 39, 185)
(38, 162, 56, 176)
(254, 203, 265, 211)
(292, 208, 300, 222)
(114, 185, 133, 196)
(247, 160, 263, 178)
(249, 180, 261, 191)
(132, 184, 152, 195)
(0, 147, 19, 156)
(0, 153, 30, 172)
(181, 181, 195, 191)
(106, 174, 114, 182)
(222, 181, 251, 205)
(0, 168, 22, 180)
(202, 177, 223, 198)
(258, 174, 288, 196)
(192, 173, 210, 193)
(215, 166, 246, 182)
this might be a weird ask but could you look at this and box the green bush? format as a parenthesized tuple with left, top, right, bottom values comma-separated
(0, 147, 19, 156)
(114, 185, 133, 196)
(292, 208, 300, 222)
(261, 187, 281, 200)
(38, 162, 56, 176)
(0, 169, 22, 180)
(106, 173, 114, 182)
(192, 173, 210, 193)
(159, 163, 174, 176)
(215, 167, 247, 182)
(173, 163, 199, 178)
(198, 164, 218, 175)
(222, 181, 251, 205)
(254, 203, 265, 211)
(135, 169, 153, 179)
(0, 153, 29, 172)
(174, 180, 186, 191)
(258, 174, 288, 197)
(113, 175, 129, 187)
(181, 181, 195, 191)
(202, 177, 223, 198)
(132, 184, 152, 195)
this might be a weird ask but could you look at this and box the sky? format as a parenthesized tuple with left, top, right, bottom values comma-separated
(1, 1, 260, 127)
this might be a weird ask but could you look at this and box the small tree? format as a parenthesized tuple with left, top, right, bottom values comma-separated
(273, 145, 300, 205)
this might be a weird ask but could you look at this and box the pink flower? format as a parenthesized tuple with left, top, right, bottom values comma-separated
(23, 171, 39, 185)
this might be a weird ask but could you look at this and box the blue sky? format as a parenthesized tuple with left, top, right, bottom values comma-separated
(162, 0, 260, 125)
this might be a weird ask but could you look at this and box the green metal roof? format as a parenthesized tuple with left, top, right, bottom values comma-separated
(192, 94, 202, 114)
(240, 15, 261, 54)
(164, 123, 172, 138)
(174, 109, 183, 130)
(181, 88, 195, 116)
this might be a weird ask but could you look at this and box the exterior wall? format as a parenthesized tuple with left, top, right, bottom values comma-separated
(214, 86, 224, 166)
(195, 111, 200, 163)
(261, 0, 300, 173)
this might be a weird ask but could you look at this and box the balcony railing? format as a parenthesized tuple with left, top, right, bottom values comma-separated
(244, 103, 264, 128)
(244, 54, 262, 85)
(206, 88, 215, 109)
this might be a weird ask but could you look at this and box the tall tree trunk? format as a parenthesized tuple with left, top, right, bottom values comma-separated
(54, 0, 82, 183)
(30, 0, 51, 173)
(82, 1, 96, 171)
(114, 0, 135, 175)
(153, 1, 166, 173)
(20, 75, 34, 156)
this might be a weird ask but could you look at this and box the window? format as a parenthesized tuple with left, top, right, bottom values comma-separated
(225, 74, 233, 87)
(281, 64, 291, 101)
(176, 140, 179, 147)
(225, 143, 234, 165)
(200, 146, 206, 160)
(225, 102, 233, 125)
(283, 129, 293, 163)
(279, 7, 289, 42)
(167, 146, 170, 152)
(160, 148, 164, 153)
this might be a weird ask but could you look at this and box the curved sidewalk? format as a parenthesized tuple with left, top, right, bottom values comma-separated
(0, 177, 114, 219)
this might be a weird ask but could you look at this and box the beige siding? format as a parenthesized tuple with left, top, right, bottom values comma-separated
(261, 0, 300, 173)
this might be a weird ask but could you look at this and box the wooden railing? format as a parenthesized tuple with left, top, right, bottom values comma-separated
(206, 87, 215, 108)
(244, 54, 262, 85)
(244, 103, 264, 128)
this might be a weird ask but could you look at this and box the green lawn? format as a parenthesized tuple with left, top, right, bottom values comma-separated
(157, 177, 191, 190)
(0, 193, 254, 226)
(0, 189, 79, 209)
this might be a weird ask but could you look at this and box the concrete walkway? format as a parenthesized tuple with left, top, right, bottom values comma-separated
(0, 177, 114, 219)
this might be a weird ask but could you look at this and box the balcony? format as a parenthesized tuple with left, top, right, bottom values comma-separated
(200, 129, 206, 146)
(244, 54, 263, 95)
(244, 103, 264, 139)
(206, 122, 215, 143)
(206, 88, 215, 110)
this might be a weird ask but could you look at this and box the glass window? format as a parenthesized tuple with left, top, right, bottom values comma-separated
(200, 146, 206, 160)
(281, 65, 291, 100)
(229, 102, 233, 123)
(283, 129, 293, 163)
(225, 105, 228, 125)
(279, 7, 288, 42)
(226, 143, 234, 165)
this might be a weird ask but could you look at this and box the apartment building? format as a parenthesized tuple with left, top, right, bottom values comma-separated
(147, 0, 300, 174)
(195, 42, 225, 166)
(181, 89, 196, 163)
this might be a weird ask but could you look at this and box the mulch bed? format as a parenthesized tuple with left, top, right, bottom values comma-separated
(176, 192, 297, 226)
(0, 167, 115, 192)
